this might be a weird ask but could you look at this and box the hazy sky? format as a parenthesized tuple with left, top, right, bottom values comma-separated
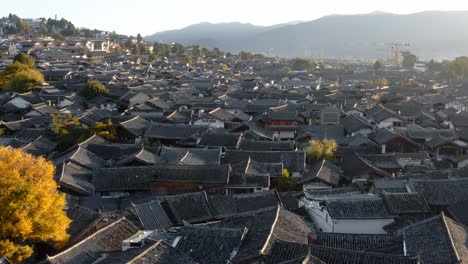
(3, 0, 468, 36)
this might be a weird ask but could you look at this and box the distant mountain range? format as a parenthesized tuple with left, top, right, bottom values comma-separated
(145, 11, 468, 60)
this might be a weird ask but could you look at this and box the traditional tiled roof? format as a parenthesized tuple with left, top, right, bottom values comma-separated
(118, 115, 150, 137)
(310, 244, 421, 264)
(53, 146, 107, 170)
(401, 213, 468, 264)
(93, 166, 156, 192)
(196, 129, 241, 148)
(371, 128, 421, 148)
(372, 178, 409, 193)
(447, 199, 468, 228)
(1, 116, 51, 131)
(381, 192, 431, 214)
(164, 191, 213, 224)
(342, 114, 374, 133)
(358, 154, 403, 170)
(214, 207, 311, 263)
(66, 205, 102, 244)
(409, 178, 468, 206)
(325, 198, 391, 219)
(55, 162, 94, 195)
(130, 200, 174, 230)
(144, 123, 208, 140)
(174, 225, 245, 263)
(93, 164, 230, 192)
(46, 218, 139, 264)
(127, 240, 197, 264)
(224, 150, 305, 174)
(115, 147, 159, 166)
(301, 159, 343, 186)
(237, 138, 295, 151)
(315, 232, 402, 252)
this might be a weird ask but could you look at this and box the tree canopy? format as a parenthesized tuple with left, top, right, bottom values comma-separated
(292, 58, 313, 71)
(447, 56, 468, 79)
(276, 168, 299, 192)
(373, 60, 382, 71)
(0, 53, 44, 92)
(5, 69, 44, 93)
(374, 77, 389, 87)
(306, 139, 338, 163)
(81, 80, 110, 99)
(13, 53, 35, 68)
(281, 66, 292, 75)
(401, 51, 417, 68)
(220, 64, 229, 71)
(0, 147, 70, 263)
(179, 54, 192, 64)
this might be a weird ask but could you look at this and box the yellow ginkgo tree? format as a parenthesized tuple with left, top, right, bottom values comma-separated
(0, 147, 71, 263)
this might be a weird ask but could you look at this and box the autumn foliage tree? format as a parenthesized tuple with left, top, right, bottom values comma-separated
(306, 139, 338, 163)
(91, 120, 117, 140)
(81, 80, 110, 99)
(277, 168, 299, 192)
(0, 53, 44, 92)
(51, 113, 117, 149)
(0, 147, 70, 263)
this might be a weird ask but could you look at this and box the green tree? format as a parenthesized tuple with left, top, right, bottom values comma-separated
(136, 33, 143, 43)
(171, 43, 184, 55)
(447, 57, 468, 79)
(179, 54, 192, 64)
(51, 113, 90, 150)
(277, 169, 299, 192)
(0, 61, 31, 88)
(427, 59, 443, 72)
(5, 69, 44, 92)
(148, 53, 157, 62)
(219, 63, 229, 71)
(0, 55, 44, 92)
(81, 80, 110, 99)
(16, 20, 32, 34)
(281, 66, 292, 75)
(239, 51, 253, 60)
(191, 45, 202, 57)
(374, 77, 389, 87)
(0, 147, 71, 263)
(306, 139, 338, 163)
(91, 120, 116, 140)
(52, 34, 65, 41)
(13, 53, 35, 68)
(292, 58, 313, 71)
(401, 51, 417, 68)
(373, 60, 382, 71)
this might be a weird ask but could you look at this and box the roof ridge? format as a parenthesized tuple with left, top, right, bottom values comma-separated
(260, 206, 281, 255)
(47, 217, 134, 260)
(441, 212, 461, 263)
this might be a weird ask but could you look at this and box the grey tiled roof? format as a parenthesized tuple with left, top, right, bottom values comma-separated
(325, 198, 391, 219)
(381, 192, 431, 214)
(127, 240, 197, 264)
(46, 218, 139, 264)
(401, 213, 468, 264)
(174, 225, 245, 264)
(164, 191, 213, 224)
(144, 123, 208, 140)
(315, 231, 402, 252)
(93, 164, 230, 192)
(131, 200, 174, 230)
(224, 150, 305, 174)
(409, 178, 468, 206)
(56, 162, 94, 195)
